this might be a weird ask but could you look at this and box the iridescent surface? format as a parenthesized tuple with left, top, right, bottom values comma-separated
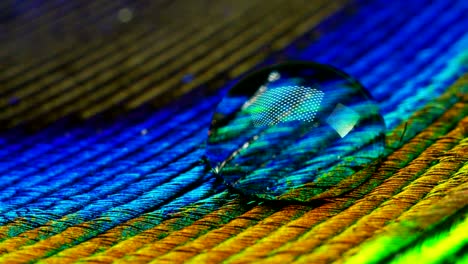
(1, 0, 468, 262)
(206, 62, 386, 201)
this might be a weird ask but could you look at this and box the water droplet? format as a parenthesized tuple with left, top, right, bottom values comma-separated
(206, 62, 386, 202)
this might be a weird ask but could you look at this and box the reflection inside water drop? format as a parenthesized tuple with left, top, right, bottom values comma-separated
(206, 62, 386, 202)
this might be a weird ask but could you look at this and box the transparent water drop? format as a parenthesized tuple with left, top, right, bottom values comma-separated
(206, 62, 386, 202)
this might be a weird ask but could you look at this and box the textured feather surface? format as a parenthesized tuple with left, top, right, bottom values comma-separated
(0, 0, 467, 263)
